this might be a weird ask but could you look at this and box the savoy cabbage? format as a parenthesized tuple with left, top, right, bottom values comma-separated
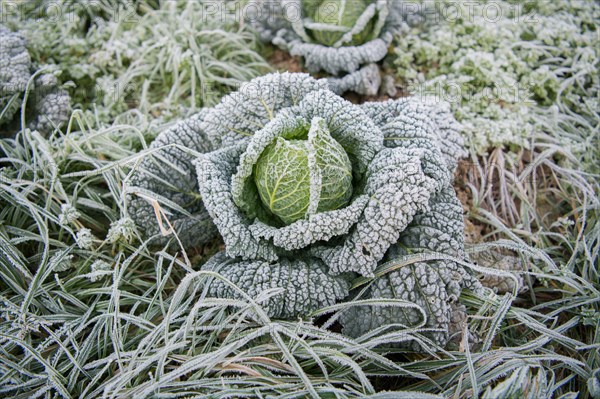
(0, 25, 31, 125)
(129, 72, 479, 350)
(249, 0, 407, 95)
(0, 24, 71, 136)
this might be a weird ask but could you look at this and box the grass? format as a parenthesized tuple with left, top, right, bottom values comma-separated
(0, 0, 599, 397)
(5, 0, 272, 124)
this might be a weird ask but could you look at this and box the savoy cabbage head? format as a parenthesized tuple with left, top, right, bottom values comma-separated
(249, 0, 407, 95)
(129, 72, 479, 350)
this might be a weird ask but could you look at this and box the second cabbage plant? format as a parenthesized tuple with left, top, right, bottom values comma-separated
(128, 72, 481, 350)
(250, 0, 407, 95)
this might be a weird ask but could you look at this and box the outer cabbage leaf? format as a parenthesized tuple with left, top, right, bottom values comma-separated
(327, 63, 381, 96)
(0, 24, 31, 126)
(200, 72, 328, 148)
(249, 196, 369, 251)
(312, 147, 435, 277)
(288, 34, 390, 75)
(128, 109, 219, 248)
(360, 97, 466, 172)
(27, 73, 71, 133)
(203, 252, 350, 318)
(341, 187, 481, 350)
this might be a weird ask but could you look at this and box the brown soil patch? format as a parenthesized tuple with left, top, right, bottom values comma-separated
(268, 49, 304, 73)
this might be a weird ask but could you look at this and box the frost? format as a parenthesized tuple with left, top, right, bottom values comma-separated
(49, 251, 74, 272)
(340, 187, 482, 350)
(88, 260, 112, 282)
(75, 228, 95, 250)
(127, 109, 219, 249)
(203, 252, 350, 318)
(58, 204, 80, 227)
(106, 217, 136, 244)
(393, 1, 600, 152)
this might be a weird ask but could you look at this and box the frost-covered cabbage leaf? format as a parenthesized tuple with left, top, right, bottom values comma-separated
(0, 24, 71, 136)
(127, 109, 219, 248)
(248, 0, 408, 95)
(129, 72, 478, 341)
(27, 73, 71, 133)
(203, 252, 350, 318)
(340, 187, 481, 350)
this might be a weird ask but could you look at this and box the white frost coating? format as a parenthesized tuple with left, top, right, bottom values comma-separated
(203, 252, 350, 318)
(341, 187, 482, 350)
(250, 195, 369, 250)
(128, 109, 219, 249)
(288, 35, 390, 75)
(327, 63, 381, 96)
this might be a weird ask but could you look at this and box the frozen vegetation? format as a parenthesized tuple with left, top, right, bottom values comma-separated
(0, 1, 598, 398)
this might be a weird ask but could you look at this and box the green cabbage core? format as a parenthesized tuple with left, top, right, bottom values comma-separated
(253, 118, 353, 225)
(311, 0, 373, 47)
